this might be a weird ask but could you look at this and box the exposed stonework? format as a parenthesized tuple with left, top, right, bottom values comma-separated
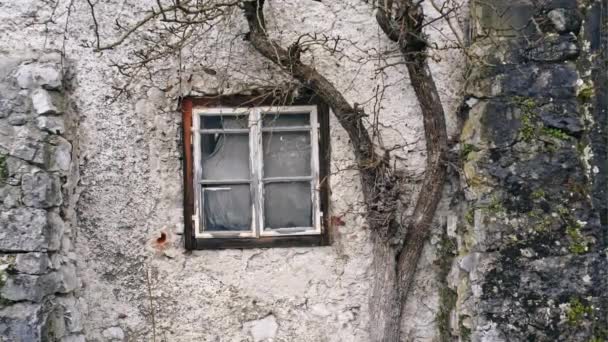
(450, 1, 607, 341)
(0, 53, 82, 342)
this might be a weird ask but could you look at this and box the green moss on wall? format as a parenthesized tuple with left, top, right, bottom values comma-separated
(0, 154, 7, 184)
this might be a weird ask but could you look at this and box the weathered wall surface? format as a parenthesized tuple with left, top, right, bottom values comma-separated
(0, 1, 466, 341)
(0, 53, 84, 341)
(452, 0, 607, 341)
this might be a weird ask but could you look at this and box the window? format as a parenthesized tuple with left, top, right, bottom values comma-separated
(182, 95, 330, 249)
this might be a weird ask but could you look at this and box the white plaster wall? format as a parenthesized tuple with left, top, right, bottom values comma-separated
(0, 0, 464, 340)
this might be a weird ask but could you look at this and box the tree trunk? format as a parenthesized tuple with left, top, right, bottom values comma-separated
(243, 1, 448, 341)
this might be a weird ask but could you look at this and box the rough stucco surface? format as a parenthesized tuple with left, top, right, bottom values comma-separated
(0, 0, 466, 341)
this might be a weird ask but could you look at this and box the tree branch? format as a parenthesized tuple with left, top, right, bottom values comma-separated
(243, 0, 402, 241)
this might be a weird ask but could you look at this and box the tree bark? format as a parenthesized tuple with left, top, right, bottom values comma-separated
(376, 2, 449, 341)
(243, 1, 448, 341)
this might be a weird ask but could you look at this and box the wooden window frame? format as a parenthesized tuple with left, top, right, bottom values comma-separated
(182, 92, 331, 249)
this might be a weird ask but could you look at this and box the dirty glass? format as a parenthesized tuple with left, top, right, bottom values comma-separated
(202, 115, 248, 129)
(202, 185, 252, 231)
(200, 114, 252, 232)
(264, 182, 312, 229)
(262, 113, 309, 127)
(201, 133, 250, 180)
(262, 131, 311, 178)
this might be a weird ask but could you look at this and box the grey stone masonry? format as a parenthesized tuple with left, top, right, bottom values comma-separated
(0, 52, 82, 342)
(451, 1, 607, 341)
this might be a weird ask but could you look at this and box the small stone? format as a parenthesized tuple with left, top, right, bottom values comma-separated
(460, 253, 480, 273)
(0, 99, 15, 118)
(7, 113, 27, 126)
(31, 89, 58, 115)
(15, 64, 34, 89)
(21, 171, 63, 208)
(523, 34, 579, 62)
(32, 64, 62, 90)
(47, 211, 65, 251)
(47, 136, 72, 173)
(36, 116, 65, 134)
(57, 263, 78, 293)
(547, 8, 581, 34)
(243, 315, 278, 342)
(1, 185, 21, 208)
(15, 252, 50, 275)
(46, 305, 67, 339)
(0, 121, 14, 150)
(10, 125, 48, 165)
(102, 326, 125, 340)
(0, 272, 61, 302)
(15, 63, 62, 90)
(0, 208, 49, 252)
(56, 296, 84, 333)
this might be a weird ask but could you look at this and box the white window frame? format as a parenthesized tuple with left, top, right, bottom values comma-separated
(192, 105, 322, 239)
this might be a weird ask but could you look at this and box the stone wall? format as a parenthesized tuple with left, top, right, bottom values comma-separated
(451, 0, 607, 340)
(0, 53, 84, 341)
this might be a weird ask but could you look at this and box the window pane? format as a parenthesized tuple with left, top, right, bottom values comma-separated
(262, 113, 309, 127)
(201, 133, 250, 180)
(201, 115, 248, 129)
(264, 182, 312, 229)
(262, 132, 311, 177)
(203, 185, 252, 232)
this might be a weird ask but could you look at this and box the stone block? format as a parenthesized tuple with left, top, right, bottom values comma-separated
(243, 315, 278, 342)
(0, 185, 21, 208)
(547, 8, 581, 34)
(7, 113, 28, 126)
(56, 296, 84, 333)
(9, 126, 47, 165)
(31, 89, 58, 115)
(0, 120, 14, 150)
(0, 303, 43, 342)
(15, 63, 62, 90)
(0, 208, 48, 252)
(0, 272, 60, 302)
(523, 34, 579, 62)
(0, 99, 12, 118)
(47, 136, 72, 173)
(15, 252, 50, 275)
(37, 116, 65, 134)
(57, 263, 78, 293)
(21, 171, 63, 208)
(47, 211, 65, 252)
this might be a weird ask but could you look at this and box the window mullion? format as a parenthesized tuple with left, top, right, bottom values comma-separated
(251, 108, 264, 238)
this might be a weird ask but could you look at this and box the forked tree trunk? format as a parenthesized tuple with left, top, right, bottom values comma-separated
(243, 1, 448, 341)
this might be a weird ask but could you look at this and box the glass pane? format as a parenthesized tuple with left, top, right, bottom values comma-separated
(262, 113, 309, 127)
(264, 182, 312, 229)
(201, 115, 248, 129)
(262, 132, 311, 177)
(201, 133, 250, 180)
(203, 185, 252, 232)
